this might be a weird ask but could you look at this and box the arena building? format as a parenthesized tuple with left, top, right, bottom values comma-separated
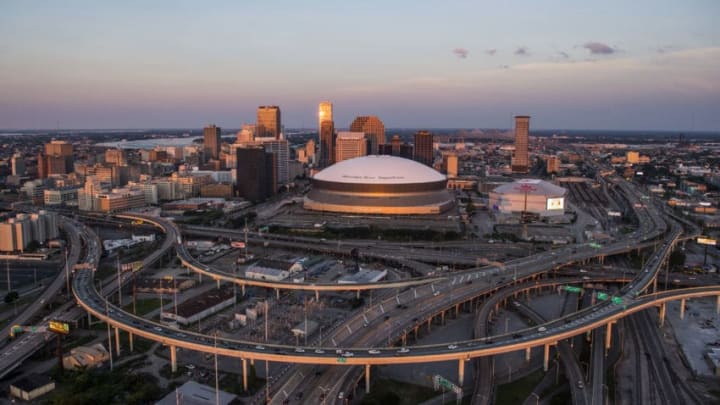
(489, 179, 567, 217)
(303, 155, 455, 215)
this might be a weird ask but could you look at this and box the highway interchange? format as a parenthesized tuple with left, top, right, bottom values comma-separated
(3, 173, 716, 404)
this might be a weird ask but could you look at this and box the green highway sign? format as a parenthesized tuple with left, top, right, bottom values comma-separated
(611, 297, 624, 305)
(337, 357, 346, 363)
(596, 292, 609, 301)
(564, 286, 583, 293)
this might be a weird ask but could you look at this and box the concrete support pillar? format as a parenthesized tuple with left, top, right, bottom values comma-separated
(250, 358, 254, 366)
(455, 303, 460, 318)
(129, 332, 134, 352)
(365, 364, 371, 394)
(276, 288, 280, 300)
(242, 359, 248, 392)
(216, 279, 221, 289)
(356, 290, 360, 300)
(114, 327, 121, 356)
(605, 322, 613, 351)
(170, 345, 177, 373)
(427, 317, 432, 332)
(241, 284, 245, 297)
(543, 344, 550, 372)
(441, 311, 445, 325)
(680, 298, 686, 320)
(458, 359, 465, 386)
(525, 347, 531, 362)
(198, 273, 202, 283)
(402, 334, 407, 346)
(716, 295, 720, 314)
(315, 290, 319, 301)
(659, 303, 666, 327)
(653, 277, 657, 294)
(414, 326, 419, 340)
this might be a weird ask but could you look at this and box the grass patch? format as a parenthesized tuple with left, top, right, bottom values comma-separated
(495, 369, 545, 405)
(122, 298, 161, 316)
(46, 367, 164, 405)
(361, 378, 437, 405)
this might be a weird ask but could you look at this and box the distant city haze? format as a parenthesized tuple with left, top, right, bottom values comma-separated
(1, 1, 718, 131)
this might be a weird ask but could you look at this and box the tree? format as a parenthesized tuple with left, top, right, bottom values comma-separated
(669, 250, 686, 269)
(4, 291, 19, 305)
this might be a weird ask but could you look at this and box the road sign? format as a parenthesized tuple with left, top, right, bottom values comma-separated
(337, 357, 346, 363)
(589, 243, 602, 249)
(611, 296, 624, 305)
(48, 320, 70, 335)
(564, 286, 583, 293)
(596, 292, 609, 301)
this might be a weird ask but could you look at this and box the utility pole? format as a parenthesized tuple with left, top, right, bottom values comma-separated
(106, 300, 113, 371)
(65, 248, 70, 299)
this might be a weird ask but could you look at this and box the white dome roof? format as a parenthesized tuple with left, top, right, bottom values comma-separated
(314, 155, 445, 185)
(493, 179, 566, 196)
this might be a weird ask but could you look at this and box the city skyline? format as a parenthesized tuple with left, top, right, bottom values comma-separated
(1, 1, 719, 131)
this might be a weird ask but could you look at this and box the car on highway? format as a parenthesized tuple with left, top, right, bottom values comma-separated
(254, 345, 265, 350)
(537, 326, 547, 332)
(294, 348, 305, 353)
(314, 349, 325, 354)
(433, 291, 441, 296)
(342, 351, 354, 357)
(397, 347, 410, 354)
(576, 380, 585, 389)
(153, 326, 163, 332)
(368, 349, 381, 354)
(447, 344, 458, 350)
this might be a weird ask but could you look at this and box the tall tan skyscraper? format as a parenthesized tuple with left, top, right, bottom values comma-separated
(318, 101, 335, 168)
(413, 130, 434, 166)
(335, 132, 367, 163)
(41, 140, 74, 177)
(512, 115, 530, 173)
(203, 124, 221, 160)
(257, 106, 282, 139)
(350, 116, 385, 155)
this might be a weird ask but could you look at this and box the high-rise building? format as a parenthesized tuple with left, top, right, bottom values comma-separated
(335, 132, 367, 163)
(236, 124, 256, 143)
(443, 153, 459, 178)
(349, 116, 385, 155)
(236, 147, 274, 202)
(319, 120, 335, 168)
(413, 130, 434, 166)
(11, 153, 25, 176)
(105, 149, 127, 166)
(305, 139, 316, 163)
(40, 140, 74, 177)
(257, 106, 282, 139)
(512, 116, 530, 173)
(546, 155, 560, 174)
(626, 151, 639, 164)
(318, 102, 335, 168)
(203, 125, 222, 160)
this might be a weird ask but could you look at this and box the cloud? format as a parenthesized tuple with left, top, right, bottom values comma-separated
(559, 51, 570, 59)
(514, 46, 529, 56)
(583, 42, 617, 55)
(485, 49, 497, 56)
(452, 48, 469, 59)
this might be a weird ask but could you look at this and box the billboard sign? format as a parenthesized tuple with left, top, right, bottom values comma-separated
(546, 197, 564, 211)
(231, 241, 246, 249)
(697, 237, 717, 246)
(48, 320, 70, 335)
(121, 261, 143, 272)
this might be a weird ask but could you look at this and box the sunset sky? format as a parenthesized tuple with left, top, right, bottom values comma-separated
(1, 0, 718, 130)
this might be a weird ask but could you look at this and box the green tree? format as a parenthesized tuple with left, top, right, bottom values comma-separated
(4, 290, 19, 305)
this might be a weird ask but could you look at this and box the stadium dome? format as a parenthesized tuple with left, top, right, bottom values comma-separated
(304, 156, 455, 215)
(489, 179, 567, 217)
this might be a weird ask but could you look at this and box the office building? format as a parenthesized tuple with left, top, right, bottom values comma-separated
(236, 124, 256, 143)
(413, 130, 434, 166)
(626, 151, 639, 164)
(257, 106, 281, 139)
(305, 138, 316, 164)
(236, 147, 274, 202)
(350, 116, 385, 155)
(335, 132, 367, 163)
(443, 153, 459, 178)
(203, 124, 222, 160)
(11, 153, 25, 176)
(105, 149, 127, 166)
(318, 102, 335, 167)
(546, 155, 560, 174)
(512, 116, 530, 173)
(0, 211, 59, 252)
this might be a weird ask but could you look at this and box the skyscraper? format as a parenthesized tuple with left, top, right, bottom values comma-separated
(236, 147, 274, 202)
(203, 124, 222, 161)
(257, 106, 282, 139)
(40, 140, 74, 177)
(349, 116, 385, 155)
(11, 153, 25, 176)
(335, 132, 367, 163)
(512, 116, 530, 173)
(318, 101, 335, 168)
(413, 130, 434, 166)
